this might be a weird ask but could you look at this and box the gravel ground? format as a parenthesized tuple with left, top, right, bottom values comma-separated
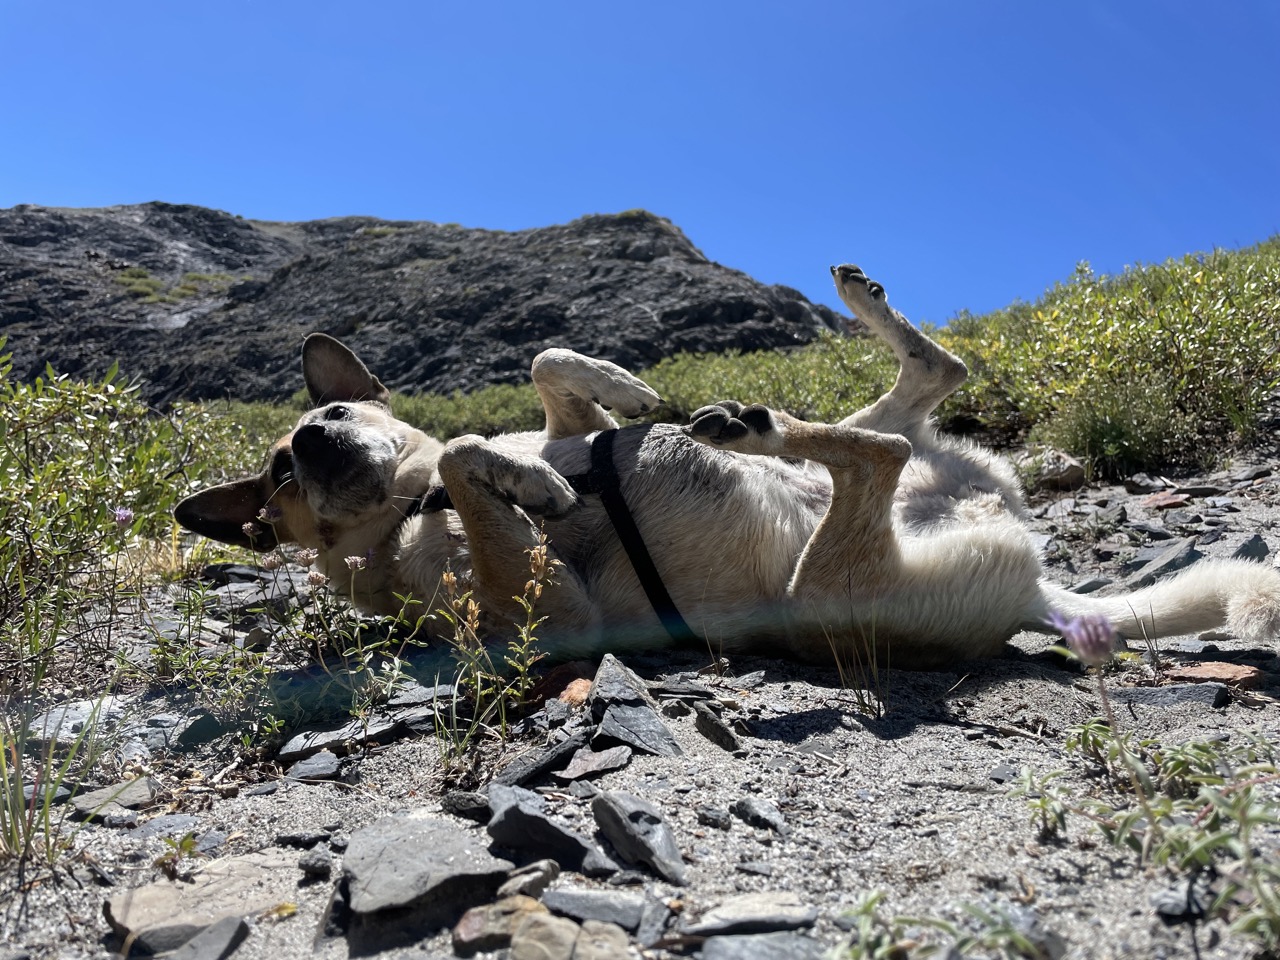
(3, 460, 1279, 960)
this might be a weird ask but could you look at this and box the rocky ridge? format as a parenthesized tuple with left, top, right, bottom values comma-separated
(0, 203, 843, 404)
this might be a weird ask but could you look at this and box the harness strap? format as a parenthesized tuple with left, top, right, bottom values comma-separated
(402, 429, 697, 644)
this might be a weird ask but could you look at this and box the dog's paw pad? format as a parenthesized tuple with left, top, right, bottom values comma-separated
(688, 401, 775, 448)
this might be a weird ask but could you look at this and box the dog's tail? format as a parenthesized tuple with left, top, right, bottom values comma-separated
(1025, 558, 1280, 644)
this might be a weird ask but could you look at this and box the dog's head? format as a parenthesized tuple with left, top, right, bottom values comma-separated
(175, 334, 441, 564)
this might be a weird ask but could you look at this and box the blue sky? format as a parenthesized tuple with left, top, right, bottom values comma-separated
(3, 2, 1278, 325)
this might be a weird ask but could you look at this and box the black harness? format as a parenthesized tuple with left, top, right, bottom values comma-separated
(401, 429, 696, 644)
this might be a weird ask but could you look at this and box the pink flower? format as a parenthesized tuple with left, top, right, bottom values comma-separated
(344, 555, 368, 571)
(112, 506, 134, 529)
(1047, 611, 1117, 667)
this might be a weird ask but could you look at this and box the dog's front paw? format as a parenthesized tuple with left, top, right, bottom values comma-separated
(593, 364, 662, 419)
(687, 401, 778, 453)
(508, 459, 579, 518)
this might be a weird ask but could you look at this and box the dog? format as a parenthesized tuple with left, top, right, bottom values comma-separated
(174, 264, 1280, 668)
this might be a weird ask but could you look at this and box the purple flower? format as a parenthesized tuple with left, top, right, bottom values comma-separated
(344, 555, 368, 571)
(1047, 611, 1117, 667)
(257, 504, 283, 522)
(112, 506, 134, 529)
(241, 521, 262, 538)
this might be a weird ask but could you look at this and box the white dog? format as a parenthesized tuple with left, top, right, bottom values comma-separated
(175, 264, 1280, 668)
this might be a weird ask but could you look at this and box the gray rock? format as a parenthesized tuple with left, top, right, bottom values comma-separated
(701, 932, 825, 959)
(342, 812, 514, 954)
(492, 730, 592, 787)
(988, 763, 1019, 784)
(277, 716, 402, 763)
(167, 915, 249, 960)
(104, 848, 297, 955)
(298, 848, 333, 879)
(1122, 538, 1202, 589)
(1125, 521, 1175, 541)
(285, 749, 342, 782)
(509, 912, 580, 960)
(452, 895, 549, 956)
(554, 744, 632, 781)
(573, 919, 632, 960)
(541, 887, 646, 931)
(682, 892, 818, 936)
(730, 796, 787, 835)
(693, 701, 746, 753)
(497, 859, 561, 899)
(71, 777, 158, 823)
(487, 783, 618, 878)
(26, 696, 125, 745)
(1231, 533, 1271, 562)
(1067, 576, 1112, 595)
(1109, 683, 1229, 709)
(135, 814, 202, 839)
(442, 790, 492, 823)
(697, 806, 733, 830)
(592, 790, 687, 885)
(588, 655, 682, 757)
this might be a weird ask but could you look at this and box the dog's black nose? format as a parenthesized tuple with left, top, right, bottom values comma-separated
(293, 423, 333, 459)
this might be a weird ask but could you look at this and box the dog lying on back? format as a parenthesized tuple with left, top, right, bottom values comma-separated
(175, 264, 1280, 668)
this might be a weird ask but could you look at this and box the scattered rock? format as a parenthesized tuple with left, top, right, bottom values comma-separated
(1022, 448, 1086, 491)
(103, 848, 297, 955)
(297, 848, 333, 880)
(682, 891, 818, 936)
(988, 763, 1018, 784)
(1162, 662, 1264, 689)
(697, 806, 733, 830)
(694, 701, 746, 753)
(487, 783, 619, 878)
(452, 895, 548, 956)
(541, 887, 647, 931)
(731, 797, 787, 835)
(509, 912, 581, 960)
(493, 730, 593, 787)
(1141, 491, 1192, 511)
(1125, 473, 1168, 494)
(588, 655, 682, 757)
(1123, 538, 1202, 589)
(166, 915, 250, 960)
(72, 777, 158, 824)
(1231, 533, 1271, 562)
(442, 790, 492, 823)
(701, 931, 825, 959)
(497, 859, 561, 899)
(1110, 683, 1230, 709)
(554, 744, 633, 781)
(592, 791, 687, 885)
(341, 812, 514, 954)
(573, 919, 633, 960)
(285, 750, 342, 782)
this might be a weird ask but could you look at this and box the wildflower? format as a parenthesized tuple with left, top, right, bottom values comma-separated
(257, 504, 283, 522)
(260, 551, 284, 572)
(242, 521, 262, 539)
(307, 570, 329, 587)
(344, 555, 368, 571)
(293, 547, 319, 565)
(1047, 611, 1117, 667)
(112, 506, 134, 529)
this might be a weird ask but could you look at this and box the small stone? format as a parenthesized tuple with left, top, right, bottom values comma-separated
(497, 859, 560, 899)
(442, 790, 492, 823)
(697, 806, 733, 830)
(541, 887, 646, 931)
(1231, 533, 1271, 562)
(275, 830, 330, 848)
(298, 848, 333, 879)
(1141, 491, 1192, 511)
(701, 932, 825, 959)
(988, 764, 1018, 784)
(1110, 683, 1229, 709)
(694, 702, 745, 753)
(509, 912, 580, 960)
(573, 920, 632, 960)
(554, 744, 632, 781)
(682, 891, 818, 936)
(592, 791, 687, 885)
(1123, 538, 1202, 589)
(1162, 662, 1264, 689)
(736, 861, 773, 876)
(71, 777, 158, 823)
(285, 750, 342, 782)
(452, 895, 548, 956)
(731, 796, 787, 834)
(166, 915, 249, 960)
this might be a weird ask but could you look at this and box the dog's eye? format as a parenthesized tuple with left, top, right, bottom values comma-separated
(270, 450, 294, 485)
(324, 405, 350, 422)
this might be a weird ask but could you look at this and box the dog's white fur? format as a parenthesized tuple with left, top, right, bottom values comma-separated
(175, 264, 1280, 668)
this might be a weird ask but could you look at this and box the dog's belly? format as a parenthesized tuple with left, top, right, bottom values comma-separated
(541, 425, 830, 644)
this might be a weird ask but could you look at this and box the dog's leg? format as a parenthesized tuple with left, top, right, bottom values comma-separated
(689, 402, 910, 599)
(831, 264, 968, 438)
(436, 435, 598, 633)
(531, 349, 662, 440)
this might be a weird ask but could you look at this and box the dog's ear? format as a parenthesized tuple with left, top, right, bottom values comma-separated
(174, 477, 282, 552)
(302, 334, 392, 408)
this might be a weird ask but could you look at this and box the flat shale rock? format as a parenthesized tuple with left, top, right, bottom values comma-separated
(682, 891, 819, 936)
(341, 811, 514, 954)
(591, 790, 687, 885)
(103, 848, 296, 954)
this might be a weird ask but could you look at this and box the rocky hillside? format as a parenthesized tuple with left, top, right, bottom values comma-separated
(0, 203, 844, 404)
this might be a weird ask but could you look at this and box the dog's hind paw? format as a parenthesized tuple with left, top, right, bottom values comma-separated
(533, 350, 662, 419)
(687, 401, 779, 454)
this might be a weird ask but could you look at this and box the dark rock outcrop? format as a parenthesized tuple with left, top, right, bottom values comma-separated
(0, 202, 844, 404)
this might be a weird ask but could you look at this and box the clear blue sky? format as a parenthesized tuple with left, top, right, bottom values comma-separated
(4, 1, 1278, 325)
